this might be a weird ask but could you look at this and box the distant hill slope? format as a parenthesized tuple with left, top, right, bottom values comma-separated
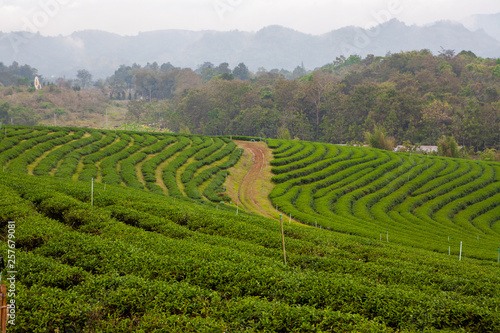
(1, 18, 499, 78)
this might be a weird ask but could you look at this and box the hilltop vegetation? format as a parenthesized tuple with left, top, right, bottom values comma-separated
(108, 51, 499, 152)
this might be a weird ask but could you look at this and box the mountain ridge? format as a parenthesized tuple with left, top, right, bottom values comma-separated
(0, 17, 499, 79)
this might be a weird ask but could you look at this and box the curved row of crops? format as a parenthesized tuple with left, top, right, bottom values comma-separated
(268, 139, 500, 261)
(1, 171, 500, 332)
(0, 126, 242, 203)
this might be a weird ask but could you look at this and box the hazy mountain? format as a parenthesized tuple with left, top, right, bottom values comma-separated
(460, 12, 500, 42)
(1, 19, 499, 79)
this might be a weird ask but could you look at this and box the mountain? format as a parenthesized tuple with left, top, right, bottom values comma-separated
(460, 12, 500, 42)
(1, 19, 499, 79)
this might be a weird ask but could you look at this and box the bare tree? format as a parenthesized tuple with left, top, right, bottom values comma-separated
(76, 69, 92, 89)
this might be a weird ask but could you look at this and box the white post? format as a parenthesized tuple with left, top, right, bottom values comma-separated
(289, 213, 291, 224)
(459, 241, 462, 261)
(91, 178, 94, 206)
(386, 231, 389, 242)
(236, 204, 239, 215)
(280, 214, 286, 265)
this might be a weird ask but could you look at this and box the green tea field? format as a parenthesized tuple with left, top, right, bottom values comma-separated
(267, 139, 500, 261)
(0, 125, 499, 332)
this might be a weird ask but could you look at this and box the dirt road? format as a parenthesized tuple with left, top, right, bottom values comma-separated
(235, 141, 278, 220)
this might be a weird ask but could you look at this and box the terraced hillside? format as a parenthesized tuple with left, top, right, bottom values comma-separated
(1, 126, 500, 331)
(0, 125, 242, 203)
(268, 140, 500, 261)
(1, 171, 500, 332)
(1, 126, 499, 262)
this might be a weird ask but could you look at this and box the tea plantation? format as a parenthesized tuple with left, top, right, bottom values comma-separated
(267, 140, 500, 262)
(1, 125, 500, 332)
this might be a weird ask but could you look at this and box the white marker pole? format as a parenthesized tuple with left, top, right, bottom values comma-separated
(289, 213, 291, 224)
(280, 214, 286, 265)
(459, 241, 462, 261)
(236, 203, 239, 215)
(386, 231, 389, 242)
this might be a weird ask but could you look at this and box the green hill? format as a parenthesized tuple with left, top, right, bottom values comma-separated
(0, 125, 500, 332)
(267, 139, 500, 262)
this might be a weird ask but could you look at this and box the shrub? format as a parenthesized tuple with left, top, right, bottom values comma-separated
(365, 126, 395, 151)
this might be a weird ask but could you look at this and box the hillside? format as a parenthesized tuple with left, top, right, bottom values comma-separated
(266, 139, 500, 261)
(1, 126, 499, 258)
(1, 126, 500, 331)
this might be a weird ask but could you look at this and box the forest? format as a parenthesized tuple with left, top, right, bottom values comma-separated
(1, 50, 499, 152)
(105, 51, 499, 151)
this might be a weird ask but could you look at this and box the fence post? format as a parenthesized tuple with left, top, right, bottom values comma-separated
(280, 214, 286, 266)
(91, 178, 94, 207)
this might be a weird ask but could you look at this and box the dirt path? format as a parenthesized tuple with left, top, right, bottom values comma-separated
(234, 141, 279, 220)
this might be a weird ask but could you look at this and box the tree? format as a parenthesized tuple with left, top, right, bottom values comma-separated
(277, 125, 292, 140)
(126, 100, 150, 123)
(438, 135, 459, 158)
(233, 63, 250, 80)
(76, 69, 92, 89)
(196, 62, 216, 83)
(0, 102, 10, 124)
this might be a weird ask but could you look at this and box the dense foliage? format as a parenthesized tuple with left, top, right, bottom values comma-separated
(151, 51, 498, 151)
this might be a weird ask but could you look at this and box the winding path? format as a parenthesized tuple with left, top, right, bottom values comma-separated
(235, 141, 283, 220)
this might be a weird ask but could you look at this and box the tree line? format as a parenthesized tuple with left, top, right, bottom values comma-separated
(1, 50, 498, 151)
(116, 51, 499, 151)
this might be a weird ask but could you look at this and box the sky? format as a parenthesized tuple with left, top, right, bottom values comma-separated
(1, 0, 499, 36)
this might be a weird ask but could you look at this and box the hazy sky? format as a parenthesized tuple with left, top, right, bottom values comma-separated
(1, 0, 499, 36)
